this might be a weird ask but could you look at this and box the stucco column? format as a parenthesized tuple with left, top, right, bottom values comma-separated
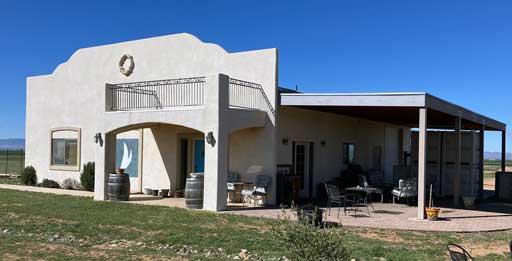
(417, 108, 427, 220)
(453, 115, 462, 207)
(94, 132, 116, 200)
(202, 74, 229, 211)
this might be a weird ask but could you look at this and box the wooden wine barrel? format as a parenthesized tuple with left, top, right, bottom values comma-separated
(108, 173, 130, 201)
(185, 173, 204, 209)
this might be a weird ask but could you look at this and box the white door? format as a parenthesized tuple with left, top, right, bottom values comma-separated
(294, 142, 310, 198)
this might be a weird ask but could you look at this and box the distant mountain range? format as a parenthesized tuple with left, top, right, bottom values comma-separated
(0, 139, 25, 150)
(484, 151, 512, 161)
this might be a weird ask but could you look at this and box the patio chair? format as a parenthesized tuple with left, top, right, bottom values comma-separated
(242, 175, 272, 207)
(227, 172, 240, 192)
(324, 183, 346, 218)
(344, 190, 371, 217)
(358, 175, 384, 203)
(447, 244, 473, 261)
(392, 178, 417, 204)
(226, 172, 241, 202)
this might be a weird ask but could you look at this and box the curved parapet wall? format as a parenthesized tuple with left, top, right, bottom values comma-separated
(25, 33, 278, 208)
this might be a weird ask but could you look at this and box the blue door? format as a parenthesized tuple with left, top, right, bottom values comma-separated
(193, 139, 205, 173)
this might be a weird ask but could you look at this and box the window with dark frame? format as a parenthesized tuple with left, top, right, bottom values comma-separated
(51, 139, 78, 166)
(343, 143, 355, 164)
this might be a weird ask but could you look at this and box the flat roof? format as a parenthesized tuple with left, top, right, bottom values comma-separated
(280, 92, 506, 131)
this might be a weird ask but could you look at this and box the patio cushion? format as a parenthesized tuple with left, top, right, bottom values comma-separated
(241, 189, 253, 195)
(252, 187, 267, 196)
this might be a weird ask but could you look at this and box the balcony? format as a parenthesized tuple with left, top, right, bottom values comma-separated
(105, 76, 274, 116)
(106, 77, 206, 111)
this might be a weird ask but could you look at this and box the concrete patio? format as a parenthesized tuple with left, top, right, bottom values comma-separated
(227, 202, 512, 232)
(2, 184, 511, 232)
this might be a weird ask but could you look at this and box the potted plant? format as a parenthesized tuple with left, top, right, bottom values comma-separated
(425, 184, 440, 221)
(161, 189, 170, 198)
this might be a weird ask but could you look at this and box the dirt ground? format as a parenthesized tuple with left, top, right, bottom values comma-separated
(484, 177, 495, 190)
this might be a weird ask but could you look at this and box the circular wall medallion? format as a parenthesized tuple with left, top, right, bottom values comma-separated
(119, 54, 134, 76)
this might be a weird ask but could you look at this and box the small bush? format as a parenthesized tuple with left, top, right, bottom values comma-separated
(61, 178, 81, 190)
(21, 166, 37, 186)
(80, 162, 95, 191)
(38, 178, 61, 189)
(272, 212, 349, 261)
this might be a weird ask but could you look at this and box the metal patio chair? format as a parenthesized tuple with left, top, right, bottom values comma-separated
(392, 178, 417, 204)
(345, 190, 371, 217)
(243, 175, 272, 207)
(358, 175, 384, 203)
(324, 183, 346, 218)
(447, 244, 473, 261)
(227, 172, 240, 192)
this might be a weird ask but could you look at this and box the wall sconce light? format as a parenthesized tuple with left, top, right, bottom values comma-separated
(320, 140, 326, 146)
(94, 133, 103, 147)
(282, 138, 288, 145)
(206, 131, 216, 147)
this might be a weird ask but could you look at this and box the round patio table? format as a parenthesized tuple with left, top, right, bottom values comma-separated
(345, 186, 384, 203)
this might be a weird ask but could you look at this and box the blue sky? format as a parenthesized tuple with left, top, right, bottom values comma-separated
(0, 0, 510, 152)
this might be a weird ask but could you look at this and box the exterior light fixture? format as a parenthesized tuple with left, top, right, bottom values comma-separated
(320, 140, 326, 146)
(206, 132, 216, 147)
(282, 138, 288, 145)
(94, 133, 103, 147)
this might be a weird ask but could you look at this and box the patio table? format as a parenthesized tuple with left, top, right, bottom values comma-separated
(228, 182, 253, 203)
(345, 186, 384, 203)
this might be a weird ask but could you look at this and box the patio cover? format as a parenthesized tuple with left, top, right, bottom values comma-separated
(280, 91, 507, 219)
(280, 92, 505, 131)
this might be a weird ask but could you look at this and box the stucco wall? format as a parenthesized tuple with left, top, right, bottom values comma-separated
(276, 106, 406, 197)
(25, 33, 278, 206)
(140, 124, 201, 193)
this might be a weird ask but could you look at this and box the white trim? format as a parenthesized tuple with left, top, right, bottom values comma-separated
(281, 93, 426, 107)
(280, 92, 505, 131)
(49, 127, 81, 172)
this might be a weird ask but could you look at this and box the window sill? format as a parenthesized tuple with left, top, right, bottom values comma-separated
(49, 165, 80, 172)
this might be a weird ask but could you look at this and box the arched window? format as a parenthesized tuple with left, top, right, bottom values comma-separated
(50, 128, 81, 171)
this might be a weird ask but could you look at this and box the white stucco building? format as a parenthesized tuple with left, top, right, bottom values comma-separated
(25, 33, 507, 218)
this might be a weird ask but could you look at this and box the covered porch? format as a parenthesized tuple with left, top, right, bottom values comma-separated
(280, 92, 507, 220)
(94, 74, 276, 211)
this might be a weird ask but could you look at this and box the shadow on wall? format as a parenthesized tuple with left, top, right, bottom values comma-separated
(152, 124, 204, 191)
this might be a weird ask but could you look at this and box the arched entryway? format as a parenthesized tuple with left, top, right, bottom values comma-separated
(95, 122, 204, 201)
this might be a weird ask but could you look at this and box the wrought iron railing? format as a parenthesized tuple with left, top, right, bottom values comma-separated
(107, 76, 274, 115)
(107, 77, 206, 111)
(229, 78, 275, 115)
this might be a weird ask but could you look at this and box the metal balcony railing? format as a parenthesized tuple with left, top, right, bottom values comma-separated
(228, 78, 275, 116)
(107, 77, 206, 111)
(106, 76, 274, 116)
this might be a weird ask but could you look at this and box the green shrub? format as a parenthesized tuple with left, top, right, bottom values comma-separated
(272, 214, 349, 261)
(61, 178, 81, 190)
(38, 178, 60, 188)
(20, 166, 37, 186)
(80, 162, 95, 191)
